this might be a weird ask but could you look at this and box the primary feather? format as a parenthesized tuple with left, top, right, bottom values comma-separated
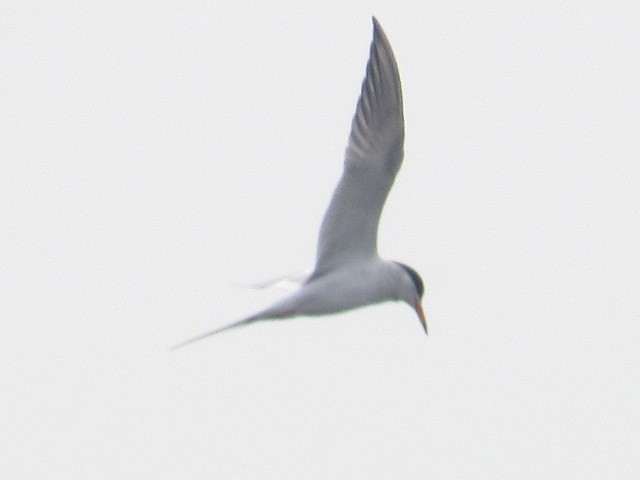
(312, 17, 404, 278)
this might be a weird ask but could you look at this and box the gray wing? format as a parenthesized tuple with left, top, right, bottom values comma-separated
(311, 17, 405, 277)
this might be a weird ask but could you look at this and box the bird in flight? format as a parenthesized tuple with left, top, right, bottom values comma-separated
(174, 17, 425, 349)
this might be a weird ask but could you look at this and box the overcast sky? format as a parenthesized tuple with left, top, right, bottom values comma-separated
(2, 2, 639, 479)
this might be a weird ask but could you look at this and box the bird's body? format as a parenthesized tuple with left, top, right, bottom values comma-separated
(173, 17, 426, 350)
(256, 259, 419, 320)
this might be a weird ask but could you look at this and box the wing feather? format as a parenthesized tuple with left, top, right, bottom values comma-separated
(311, 17, 405, 277)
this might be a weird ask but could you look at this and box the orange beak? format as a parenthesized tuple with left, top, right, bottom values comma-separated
(414, 301, 428, 335)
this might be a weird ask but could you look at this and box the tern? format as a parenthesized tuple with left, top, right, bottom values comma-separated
(174, 17, 425, 349)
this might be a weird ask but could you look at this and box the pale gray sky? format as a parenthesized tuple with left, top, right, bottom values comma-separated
(2, 2, 639, 479)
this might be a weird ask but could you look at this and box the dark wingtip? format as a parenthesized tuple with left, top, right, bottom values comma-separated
(371, 16, 384, 38)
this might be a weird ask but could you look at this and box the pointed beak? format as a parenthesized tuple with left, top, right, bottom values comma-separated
(414, 301, 428, 335)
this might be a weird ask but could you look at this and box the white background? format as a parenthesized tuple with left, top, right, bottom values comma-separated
(2, 2, 639, 478)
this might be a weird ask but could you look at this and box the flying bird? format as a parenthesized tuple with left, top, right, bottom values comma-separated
(174, 17, 425, 349)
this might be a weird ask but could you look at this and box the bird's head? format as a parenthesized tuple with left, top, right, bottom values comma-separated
(393, 262, 427, 335)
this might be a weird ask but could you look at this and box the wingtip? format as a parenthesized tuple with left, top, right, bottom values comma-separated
(370, 17, 393, 51)
(371, 16, 382, 34)
(169, 315, 266, 351)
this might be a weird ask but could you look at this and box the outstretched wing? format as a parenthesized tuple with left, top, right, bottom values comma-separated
(312, 17, 405, 278)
